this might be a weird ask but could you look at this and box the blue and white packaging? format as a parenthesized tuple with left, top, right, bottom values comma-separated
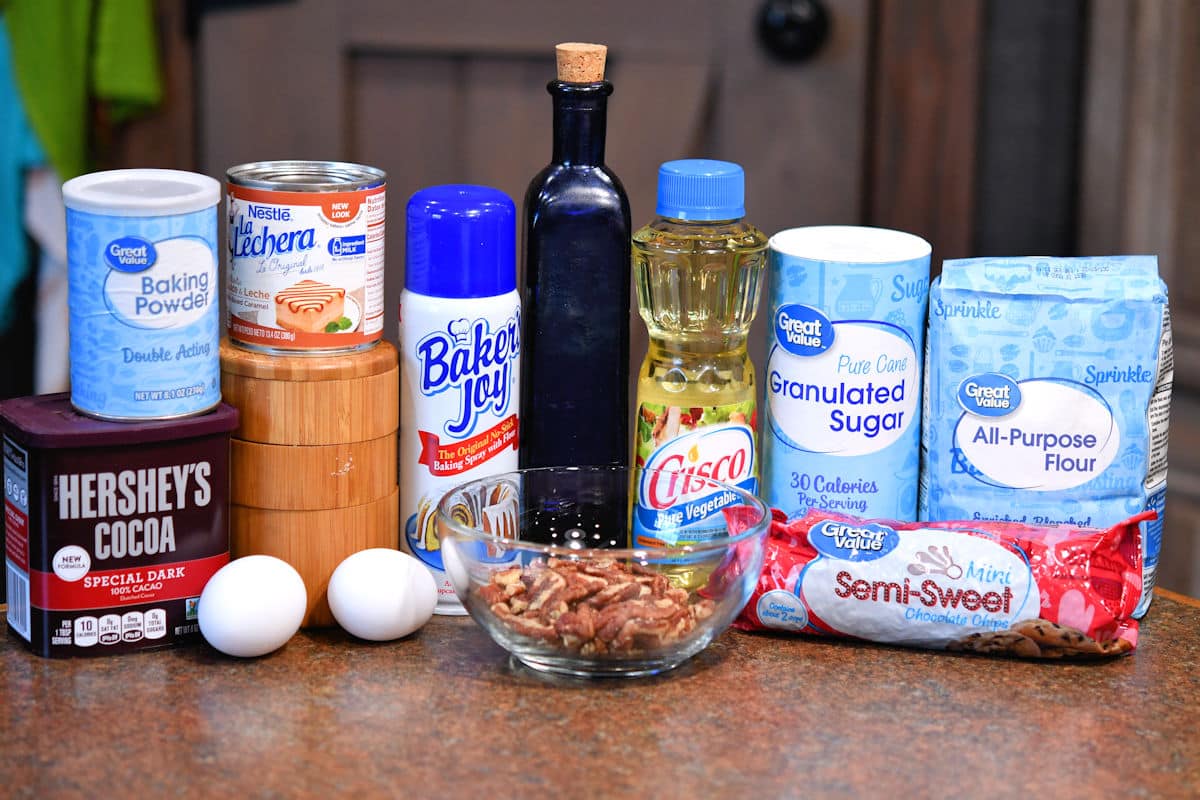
(63, 169, 221, 420)
(920, 256, 1171, 617)
(762, 226, 931, 520)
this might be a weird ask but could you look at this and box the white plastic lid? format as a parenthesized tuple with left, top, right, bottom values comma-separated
(62, 168, 220, 217)
(770, 225, 931, 263)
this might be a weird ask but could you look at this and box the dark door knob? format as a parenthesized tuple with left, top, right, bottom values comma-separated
(758, 0, 831, 63)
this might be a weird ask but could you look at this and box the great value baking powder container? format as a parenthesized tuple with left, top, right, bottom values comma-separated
(2, 393, 238, 657)
(63, 168, 221, 421)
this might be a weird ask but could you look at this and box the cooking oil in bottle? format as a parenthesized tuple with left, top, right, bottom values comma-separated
(630, 160, 768, 581)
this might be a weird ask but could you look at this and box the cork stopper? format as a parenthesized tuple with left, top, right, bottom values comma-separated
(556, 42, 607, 83)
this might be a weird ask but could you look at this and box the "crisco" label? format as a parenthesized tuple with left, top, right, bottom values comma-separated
(632, 401, 757, 546)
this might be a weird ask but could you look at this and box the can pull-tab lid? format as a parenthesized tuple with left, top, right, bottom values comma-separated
(405, 185, 516, 299)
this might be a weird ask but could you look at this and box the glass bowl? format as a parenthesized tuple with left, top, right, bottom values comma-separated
(436, 466, 770, 678)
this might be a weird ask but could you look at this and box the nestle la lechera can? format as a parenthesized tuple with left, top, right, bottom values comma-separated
(226, 161, 385, 353)
(63, 169, 221, 421)
(762, 226, 931, 520)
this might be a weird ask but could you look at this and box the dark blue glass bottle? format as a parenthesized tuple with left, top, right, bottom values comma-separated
(519, 79, 631, 470)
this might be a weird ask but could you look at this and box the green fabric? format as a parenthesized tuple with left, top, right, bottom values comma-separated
(92, 0, 162, 121)
(6, 0, 161, 180)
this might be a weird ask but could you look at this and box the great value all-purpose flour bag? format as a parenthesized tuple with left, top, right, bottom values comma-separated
(919, 256, 1171, 617)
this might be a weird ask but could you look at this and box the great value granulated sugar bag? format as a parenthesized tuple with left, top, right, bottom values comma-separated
(919, 256, 1170, 617)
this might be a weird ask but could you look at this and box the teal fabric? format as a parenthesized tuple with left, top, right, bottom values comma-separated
(0, 17, 46, 325)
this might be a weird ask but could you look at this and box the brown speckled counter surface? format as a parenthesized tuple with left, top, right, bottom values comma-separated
(3, 592, 1199, 798)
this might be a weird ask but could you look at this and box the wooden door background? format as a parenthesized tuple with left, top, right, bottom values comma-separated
(111, 0, 1200, 595)
(194, 0, 873, 390)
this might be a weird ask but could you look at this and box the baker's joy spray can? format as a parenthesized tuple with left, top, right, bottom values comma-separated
(400, 185, 521, 614)
(762, 226, 930, 520)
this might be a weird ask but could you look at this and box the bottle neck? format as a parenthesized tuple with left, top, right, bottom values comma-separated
(646, 336, 749, 360)
(549, 81, 611, 166)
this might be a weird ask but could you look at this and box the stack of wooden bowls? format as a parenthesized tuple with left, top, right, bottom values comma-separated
(219, 339, 399, 627)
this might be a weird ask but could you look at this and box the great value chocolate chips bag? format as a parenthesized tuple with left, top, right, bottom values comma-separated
(729, 508, 1146, 659)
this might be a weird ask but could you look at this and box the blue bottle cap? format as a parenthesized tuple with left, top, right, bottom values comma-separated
(655, 159, 746, 221)
(405, 184, 516, 298)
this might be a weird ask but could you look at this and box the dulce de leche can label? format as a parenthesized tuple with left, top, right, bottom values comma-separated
(226, 161, 385, 352)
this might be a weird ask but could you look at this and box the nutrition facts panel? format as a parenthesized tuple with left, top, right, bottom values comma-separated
(54, 609, 170, 647)
(4, 436, 31, 640)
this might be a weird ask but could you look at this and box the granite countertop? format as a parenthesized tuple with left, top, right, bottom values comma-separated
(3, 591, 1198, 797)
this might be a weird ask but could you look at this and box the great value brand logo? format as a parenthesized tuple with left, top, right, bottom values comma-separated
(775, 304, 834, 356)
(810, 519, 898, 562)
(957, 373, 1021, 417)
(105, 237, 157, 273)
(417, 313, 521, 438)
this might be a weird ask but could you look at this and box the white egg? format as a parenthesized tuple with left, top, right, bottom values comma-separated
(327, 548, 437, 641)
(198, 555, 307, 658)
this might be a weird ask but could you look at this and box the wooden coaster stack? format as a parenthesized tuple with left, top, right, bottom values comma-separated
(219, 339, 399, 627)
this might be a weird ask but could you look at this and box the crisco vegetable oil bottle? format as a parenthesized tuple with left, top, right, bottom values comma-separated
(630, 160, 768, 557)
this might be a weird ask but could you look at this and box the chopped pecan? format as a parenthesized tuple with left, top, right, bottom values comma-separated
(508, 595, 530, 614)
(476, 556, 717, 655)
(587, 580, 643, 608)
(527, 569, 567, 615)
(493, 567, 523, 587)
(478, 583, 510, 606)
(595, 597, 683, 644)
(478, 567, 527, 606)
(555, 604, 597, 650)
(691, 598, 716, 621)
(612, 617, 674, 651)
(491, 601, 558, 641)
